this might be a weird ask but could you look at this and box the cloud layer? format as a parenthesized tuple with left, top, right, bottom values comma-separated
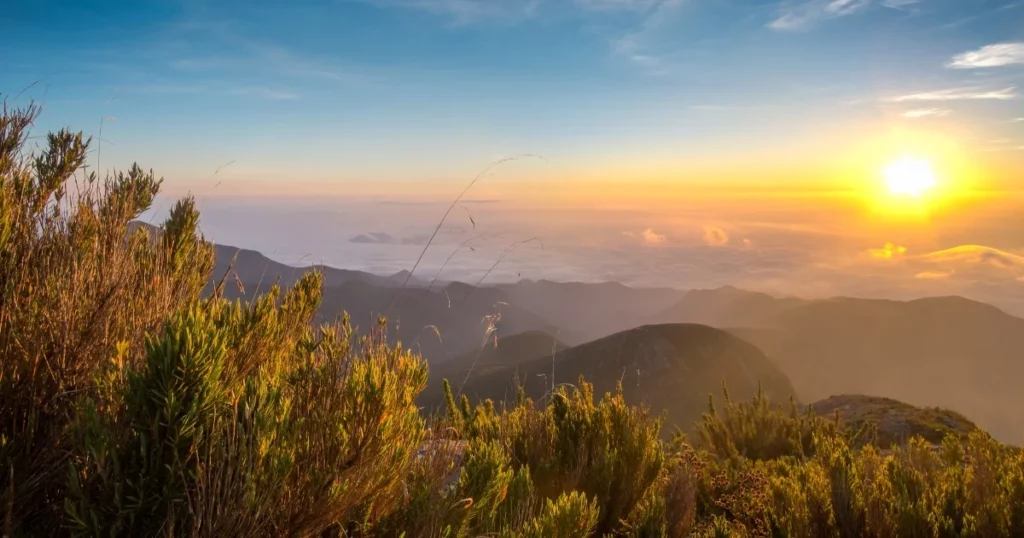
(948, 43, 1024, 69)
(887, 87, 1018, 102)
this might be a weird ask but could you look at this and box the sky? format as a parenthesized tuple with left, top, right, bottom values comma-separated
(2, 0, 1024, 313)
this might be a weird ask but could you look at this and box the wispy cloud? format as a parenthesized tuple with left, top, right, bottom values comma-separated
(917, 243, 1024, 270)
(938, 2, 1024, 31)
(886, 86, 1017, 102)
(227, 87, 300, 100)
(1011, 118, 1024, 123)
(356, 0, 542, 24)
(171, 21, 379, 86)
(914, 270, 955, 280)
(901, 108, 951, 118)
(573, 0, 660, 10)
(948, 43, 1024, 69)
(610, 0, 686, 74)
(768, 0, 871, 31)
(123, 83, 299, 100)
(881, 0, 921, 8)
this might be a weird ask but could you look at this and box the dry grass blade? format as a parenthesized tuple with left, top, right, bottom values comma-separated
(387, 154, 545, 316)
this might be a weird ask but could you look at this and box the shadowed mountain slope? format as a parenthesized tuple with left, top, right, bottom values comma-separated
(455, 323, 797, 433)
(421, 330, 568, 406)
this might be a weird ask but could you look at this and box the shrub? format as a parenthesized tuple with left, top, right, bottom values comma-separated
(1, 103, 213, 534)
(697, 384, 838, 463)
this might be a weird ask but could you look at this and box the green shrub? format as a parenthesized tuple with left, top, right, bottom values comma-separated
(1, 104, 213, 534)
(509, 491, 599, 538)
(698, 384, 838, 463)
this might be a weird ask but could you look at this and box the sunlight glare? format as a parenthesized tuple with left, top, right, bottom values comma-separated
(885, 157, 936, 198)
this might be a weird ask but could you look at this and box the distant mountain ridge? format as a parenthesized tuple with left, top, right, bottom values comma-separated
(175, 230, 1024, 443)
(132, 221, 421, 290)
(658, 287, 1024, 444)
(498, 279, 686, 344)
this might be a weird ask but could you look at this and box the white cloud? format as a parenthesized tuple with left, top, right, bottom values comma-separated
(901, 108, 951, 118)
(948, 43, 1024, 69)
(642, 228, 667, 245)
(768, 0, 871, 31)
(1010, 118, 1024, 123)
(886, 86, 1017, 102)
(702, 226, 729, 247)
(361, 0, 671, 22)
(624, 228, 668, 245)
(916, 245, 1024, 271)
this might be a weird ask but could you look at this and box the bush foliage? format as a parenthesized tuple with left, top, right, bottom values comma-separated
(3, 106, 1024, 537)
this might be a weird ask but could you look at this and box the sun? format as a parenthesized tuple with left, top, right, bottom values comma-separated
(885, 157, 936, 198)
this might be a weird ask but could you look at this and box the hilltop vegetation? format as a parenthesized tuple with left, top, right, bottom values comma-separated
(812, 395, 979, 448)
(5, 106, 1024, 537)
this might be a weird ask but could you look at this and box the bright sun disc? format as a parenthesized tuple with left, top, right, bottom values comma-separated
(885, 157, 936, 197)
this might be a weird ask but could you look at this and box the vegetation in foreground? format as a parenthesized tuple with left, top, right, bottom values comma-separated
(3, 104, 1024, 537)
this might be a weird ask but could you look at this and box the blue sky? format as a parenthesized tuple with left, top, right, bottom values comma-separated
(3, 0, 1022, 191)
(3, 0, 1024, 312)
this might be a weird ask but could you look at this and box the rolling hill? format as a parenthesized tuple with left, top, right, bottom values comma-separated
(454, 323, 797, 433)
(812, 394, 978, 448)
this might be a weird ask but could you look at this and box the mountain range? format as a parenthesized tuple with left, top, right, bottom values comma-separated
(198, 233, 1024, 443)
